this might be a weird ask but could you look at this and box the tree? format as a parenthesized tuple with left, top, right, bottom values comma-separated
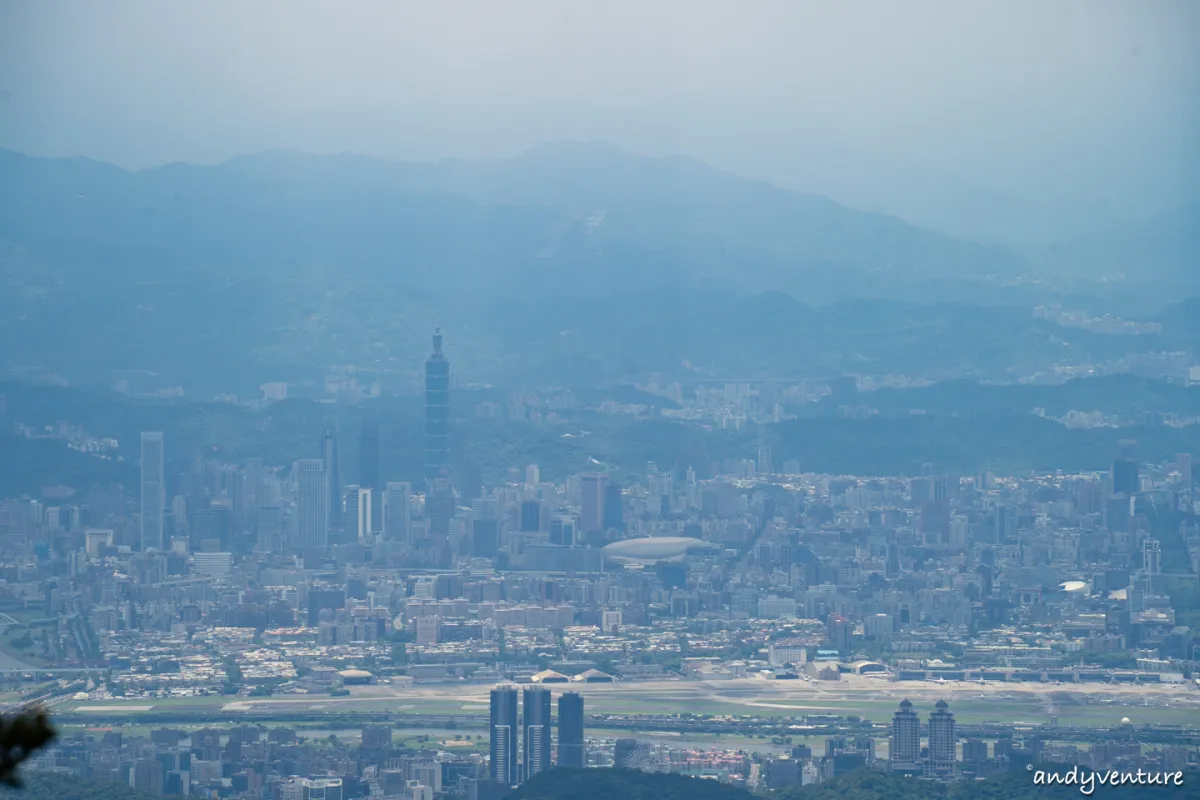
(0, 708, 57, 787)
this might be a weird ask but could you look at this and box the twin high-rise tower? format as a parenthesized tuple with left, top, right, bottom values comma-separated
(888, 698, 957, 777)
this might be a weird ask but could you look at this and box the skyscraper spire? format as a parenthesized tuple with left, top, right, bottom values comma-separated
(321, 422, 341, 525)
(425, 327, 451, 484)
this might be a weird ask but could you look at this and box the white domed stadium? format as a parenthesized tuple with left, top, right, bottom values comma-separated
(601, 536, 720, 564)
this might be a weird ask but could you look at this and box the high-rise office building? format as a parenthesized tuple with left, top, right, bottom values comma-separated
(489, 685, 519, 786)
(921, 477, 951, 544)
(415, 616, 440, 646)
(519, 500, 542, 533)
(1142, 538, 1162, 574)
(132, 759, 165, 795)
(825, 615, 852, 654)
(1178, 453, 1194, 489)
(889, 699, 921, 772)
(927, 699, 957, 777)
(994, 505, 1017, 542)
(549, 516, 575, 547)
(229, 470, 248, 532)
(557, 692, 585, 768)
(426, 477, 456, 538)
(522, 687, 552, 782)
(580, 474, 607, 535)
(425, 328, 451, 483)
(756, 442, 772, 476)
(321, 425, 341, 524)
(342, 486, 360, 542)
(885, 542, 901, 578)
(383, 482, 412, 543)
(256, 505, 283, 553)
(1112, 458, 1140, 496)
(294, 458, 329, 548)
(360, 725, 392, 749)
(140, 432, 165, 551)
(471, 498, 502, 559)
(602, 482, 624, 533)
(962, 738, 989, 764)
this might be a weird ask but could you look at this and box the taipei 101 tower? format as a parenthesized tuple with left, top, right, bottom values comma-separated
(424, 328, 451, 484)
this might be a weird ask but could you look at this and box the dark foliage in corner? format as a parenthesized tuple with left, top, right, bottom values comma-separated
(0, 710, 56, 788)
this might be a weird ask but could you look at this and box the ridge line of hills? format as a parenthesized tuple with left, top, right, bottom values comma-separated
(0, 142, 1196, 396)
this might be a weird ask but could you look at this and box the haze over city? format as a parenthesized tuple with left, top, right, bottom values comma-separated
(0, 3, 1198, 800)
(3, 0, 1198, 240)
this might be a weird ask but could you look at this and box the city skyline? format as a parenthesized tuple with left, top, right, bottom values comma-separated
(1, 3, 1196, 796)
(5, 363, 1198, 796)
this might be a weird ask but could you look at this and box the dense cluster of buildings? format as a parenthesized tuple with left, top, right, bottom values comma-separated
(752, 696, 1198, 789)
(1, 330, 1199, 796)
(27, 722, 526, 800)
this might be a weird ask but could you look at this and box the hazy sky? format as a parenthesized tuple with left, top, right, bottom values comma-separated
(1, 1, 1197, 232)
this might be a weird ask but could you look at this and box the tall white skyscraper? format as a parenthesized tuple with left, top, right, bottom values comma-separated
(294, 458, 328, 548)
(1143, 538, 1162, 574)
(140, 431, 165, 551)
(383, 482, 412, 543)
(889, 699, 921, 773)
(356, 488, 373, 542)
(926, 700, 957, 777)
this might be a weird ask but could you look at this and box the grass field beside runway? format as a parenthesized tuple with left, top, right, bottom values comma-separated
(58, 677, 1200, 730)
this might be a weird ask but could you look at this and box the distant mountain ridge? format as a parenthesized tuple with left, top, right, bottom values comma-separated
(0, 142, 1022, 285)
(1040, 200, 1200, 296)
(0, 143, 1191, 393)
